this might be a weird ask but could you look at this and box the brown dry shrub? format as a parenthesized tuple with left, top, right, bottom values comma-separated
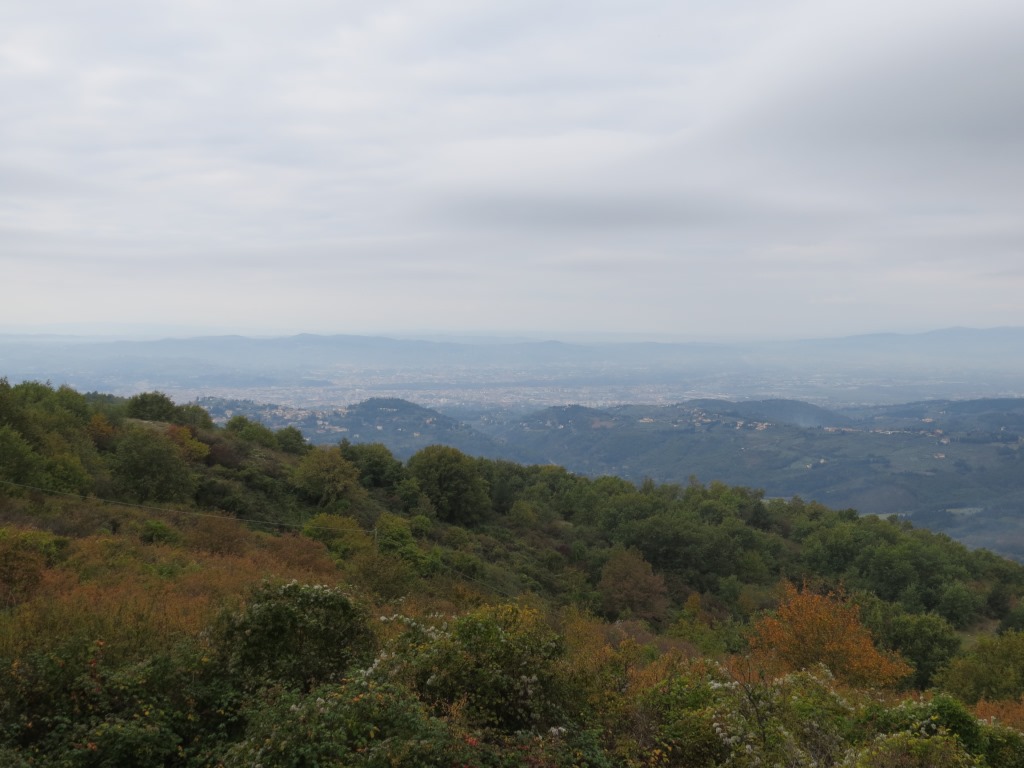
(184, 515, 253, 556)
(975, 697, 1024, 731)
(257, 532, 338, 579)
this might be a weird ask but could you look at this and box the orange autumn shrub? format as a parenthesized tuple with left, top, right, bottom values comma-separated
(748, 581, 911, 688)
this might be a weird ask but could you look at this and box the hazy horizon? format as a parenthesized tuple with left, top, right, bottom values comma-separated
(2, 322, 1021, 346)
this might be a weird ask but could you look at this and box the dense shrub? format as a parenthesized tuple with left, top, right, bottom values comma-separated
(379, 604, 567, 731)
(221, 679, 457, 768)
(214, 580, 375, 692)
(936, 631, 1024, 703)
(842, 730, 980, 767)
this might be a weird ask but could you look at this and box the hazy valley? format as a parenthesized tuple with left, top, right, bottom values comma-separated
(5, 327, 1024, 558)
(5, 327, 1024, 410)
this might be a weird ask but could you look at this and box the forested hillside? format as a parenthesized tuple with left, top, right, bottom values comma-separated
(202, 394, 1024, 560)
(3, 379, 1024, 766)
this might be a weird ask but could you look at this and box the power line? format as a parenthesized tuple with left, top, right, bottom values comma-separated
(0, 478, 522, 599)
(0, 478, 302, 530)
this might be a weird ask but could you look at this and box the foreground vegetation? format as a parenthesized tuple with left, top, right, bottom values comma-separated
(3, 379, 1024, 765)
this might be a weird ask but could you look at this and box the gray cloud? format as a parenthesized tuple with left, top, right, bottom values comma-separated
(1, 0, 1022, 338)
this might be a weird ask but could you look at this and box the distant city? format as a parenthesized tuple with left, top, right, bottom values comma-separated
(3, 327, 1024, 410)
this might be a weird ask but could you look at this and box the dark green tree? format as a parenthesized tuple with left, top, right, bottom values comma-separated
(225, 415, 279, 448)
(292, 446, 369, 511)
(110, 429, 194, 503)
(275, 426, 309, 455)
(406, 445, 490, 525)
(884, 613, 961, 689)
(125, 391, 179, 422)
(339, 440, 405, 490)
(0, 425, 45, 486)
(176, 403, 215, 430)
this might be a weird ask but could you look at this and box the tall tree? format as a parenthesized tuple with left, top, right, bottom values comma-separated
(125, 391, 179, 422)
(292, 446, 368, 511)
(110, 429, 195, 503)
(406, 445, 490, 525)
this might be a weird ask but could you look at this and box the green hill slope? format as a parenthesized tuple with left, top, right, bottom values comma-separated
(4, 379, 1024, 765)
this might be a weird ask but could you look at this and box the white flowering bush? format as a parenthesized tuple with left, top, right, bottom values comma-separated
(373, 604, 567, 732)
(703, 666, 855, 767)
(219, 678, 456, 768)
(853, 693, 984, 754)
(840, 730, 981, 767)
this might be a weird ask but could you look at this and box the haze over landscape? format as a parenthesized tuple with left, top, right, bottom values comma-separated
(9, 5, 1024, 764)
(4, 0, 1024, 554)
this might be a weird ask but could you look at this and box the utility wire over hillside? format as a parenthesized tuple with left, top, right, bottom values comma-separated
(0, 478, 521, 600)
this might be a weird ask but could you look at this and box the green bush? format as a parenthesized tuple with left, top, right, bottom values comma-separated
(220, 679, 458, 768)
(709, 668, 856, 768)
(67, 710, 182, 768)
(853, 694, 986, 762)
(380, 604, 567, 732)
(842, 730, 980, 767)
(979, 722, 1024, 768)
(0, 639, 229, 767)
(139, 519, 182, 545)
(215, 581, 375, 692)
(301, 513, 373, 559)
(935, 631, 1024, 703)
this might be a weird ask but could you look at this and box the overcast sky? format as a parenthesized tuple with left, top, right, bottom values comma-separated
(2, 0, 1023, 340)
